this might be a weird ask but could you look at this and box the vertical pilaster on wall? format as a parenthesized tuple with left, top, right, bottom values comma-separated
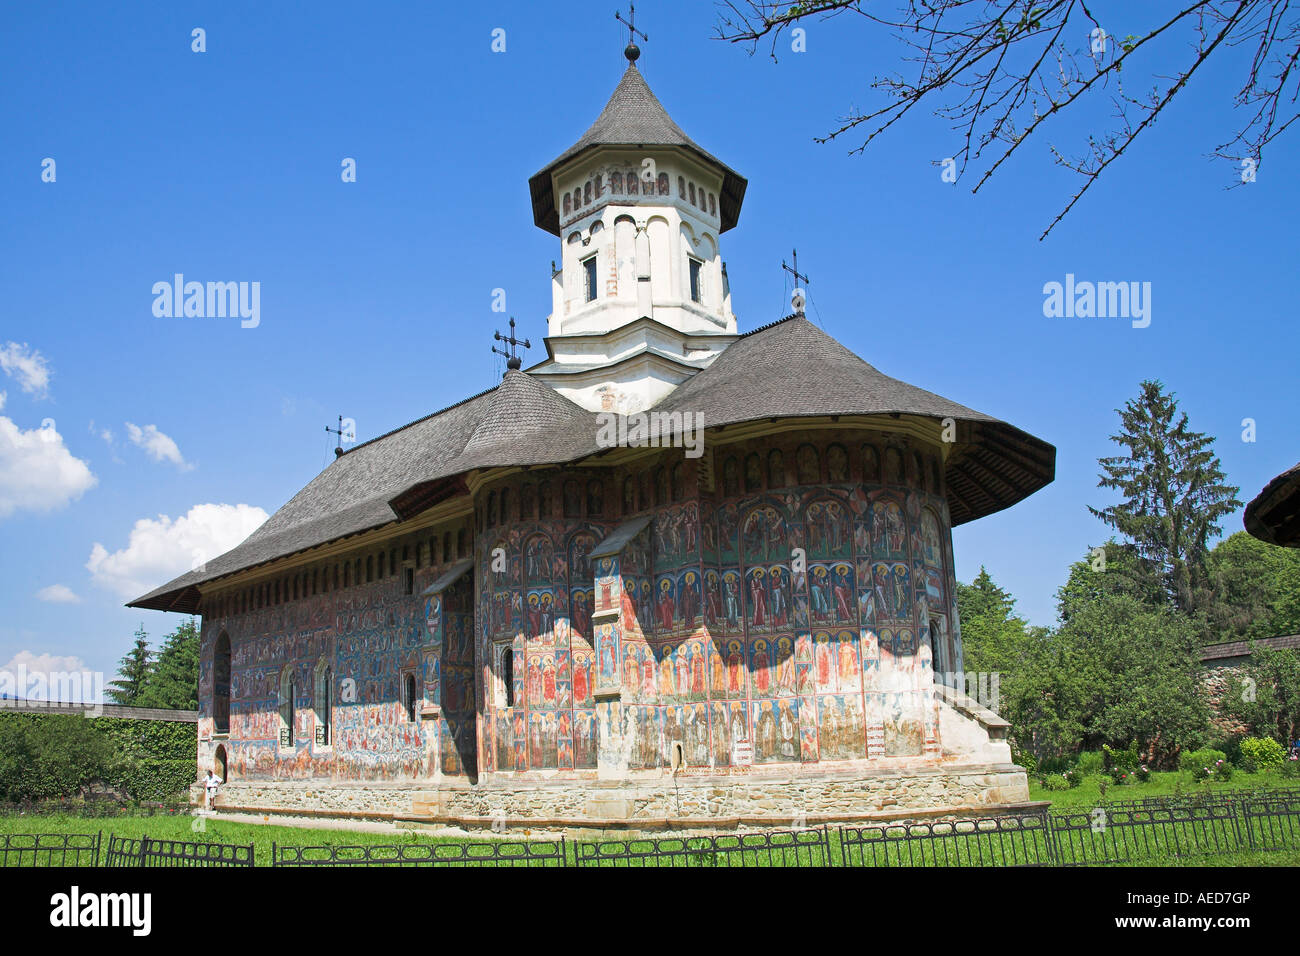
(592, 550, 627, 778)
(862, 627, 886, 757)
(423, 590, 445, 783)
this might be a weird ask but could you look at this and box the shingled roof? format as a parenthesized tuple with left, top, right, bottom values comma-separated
(129, 317, 1054, 613)
(528, 61, 747, 236)
(1245, 460, 1300, 548)
(652, 316, 1055, 526)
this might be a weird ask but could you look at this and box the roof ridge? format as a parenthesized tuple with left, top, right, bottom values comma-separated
(342, 381, 500, 456)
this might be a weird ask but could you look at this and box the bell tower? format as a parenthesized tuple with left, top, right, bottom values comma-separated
(525, 41, 748, 414)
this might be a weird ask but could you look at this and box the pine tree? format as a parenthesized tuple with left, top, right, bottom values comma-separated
(105, 626, 153, 705)
(1089, 381, 1240, 617)
(136, 618, 200, 710)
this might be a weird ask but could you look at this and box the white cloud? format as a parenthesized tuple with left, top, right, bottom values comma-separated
(0, 650, 98, 704)
(35, 584, 81, 604)
(125, 422, 192, 471)
(0, 416, 97, 518)
(0, 391, 6, 412)
(87, 502, 269, 599)
(0, 342, 52, 398)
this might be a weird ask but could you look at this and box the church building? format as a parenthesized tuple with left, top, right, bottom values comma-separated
(131, 44, 1055, 828)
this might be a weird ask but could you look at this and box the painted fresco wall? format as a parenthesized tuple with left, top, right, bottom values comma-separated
(195, 432, 959, 787)
(478, 474, 609, 775)
(477, 432, 960, 779)
(196, 525, 476, 783)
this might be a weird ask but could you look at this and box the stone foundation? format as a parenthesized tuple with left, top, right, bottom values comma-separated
(207, 759, 1031, 833)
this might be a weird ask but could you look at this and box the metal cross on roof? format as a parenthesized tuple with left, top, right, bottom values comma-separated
(325, 414, 353, 457)
(782, 249, 811, 315)
(492, 317, 531, 371)
(615, 3, 647, 61)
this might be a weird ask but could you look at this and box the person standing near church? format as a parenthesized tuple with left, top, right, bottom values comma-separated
(204, 769, 220, 811)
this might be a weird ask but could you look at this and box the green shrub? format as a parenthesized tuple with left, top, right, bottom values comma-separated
(0, 713, 114, 801)
(1180, 748, 1228, 776)
(1280, 759, 1300, 779)
(1240, 737, 1286, 774)
(1077, 750, 1104, 776)
(1039, 774, 1070, 791)
(1064, 768, 1083, 788)
(1135, 764, 1151, 782)
(1012, 747, 1038, 774)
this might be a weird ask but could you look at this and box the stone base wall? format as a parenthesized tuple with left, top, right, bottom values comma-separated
(209, 760, 1031, 832)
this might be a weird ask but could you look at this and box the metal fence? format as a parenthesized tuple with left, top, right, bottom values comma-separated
(104, 834, 254, 868)
(1050, 802, 1242, 864)
(1241, 793, 1300, 851)
(839, 813, 1053, 867)
(0, 832, 101, 866)
(573, 827, 832, 867)
(272, 838, 566, 867)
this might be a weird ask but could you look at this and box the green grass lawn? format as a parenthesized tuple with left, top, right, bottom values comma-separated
(1029, 768, 1300, 810)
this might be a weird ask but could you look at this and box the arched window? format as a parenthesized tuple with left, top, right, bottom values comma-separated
(723, 457, 739, 497)
(573, 187, 582, 209)
(744, 453, 762, 492)
(828, 444, 849, 482)
(594, 174, 604, 197)
(315, 664, 331, 746)
(500, 488, 511, 524)
(610, 170, 623, 194)
(213, 744, 227, 783)
(457, 528, 466, 558)
(563, 479, 582, 518)
(626, 169, 638, 194)
(405, 673, 418, 722)
(584, 181, 592, 204)
(623, 476, 636, 514)
(587, 479, 603, 517)
(709, 193, 716, 216)
(653, 467, 668, 507)
(678, 176, 686, 198)
(862, 444, 881, 482)
(563, 192, 572, 216)
(487, 491, 497, 528)
(656, 172, 669, 195)
(279, 669, 295, 748)
(688, 182, 696, 205)
(768, 449, 786, 489)
(213, 632, 231, 735)
(502, 648, 515, 707)
(671, 462, 685, 502)
(796, 444, 820, 485)
(539, 482, 552, 518)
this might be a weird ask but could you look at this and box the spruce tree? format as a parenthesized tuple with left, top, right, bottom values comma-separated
(136, 618, 200, 710)
(105, 625, 153, 705)
(1089, 381, 1240, 618)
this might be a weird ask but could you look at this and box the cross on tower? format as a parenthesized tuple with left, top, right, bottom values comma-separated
(615, 3, 648, 61)
(492, 317, 531, 371)
(782, 249, 811, 315)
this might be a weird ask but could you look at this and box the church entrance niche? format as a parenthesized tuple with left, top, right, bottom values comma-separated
(213, 744, 228, 783)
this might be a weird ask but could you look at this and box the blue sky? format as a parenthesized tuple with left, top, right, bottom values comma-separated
(1, 1, 1296, 694)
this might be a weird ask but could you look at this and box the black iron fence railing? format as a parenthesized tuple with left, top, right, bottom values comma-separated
(839, 813, 1053, 867)
(271, 838, 566, 867)
(0, 832, 102, 867)
(104, 834, 254, 868)
(573, 827, 832, 867)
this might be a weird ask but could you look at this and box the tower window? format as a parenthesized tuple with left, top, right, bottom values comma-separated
(583, 255, 598, 302)
(688, 258, 703, 303)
